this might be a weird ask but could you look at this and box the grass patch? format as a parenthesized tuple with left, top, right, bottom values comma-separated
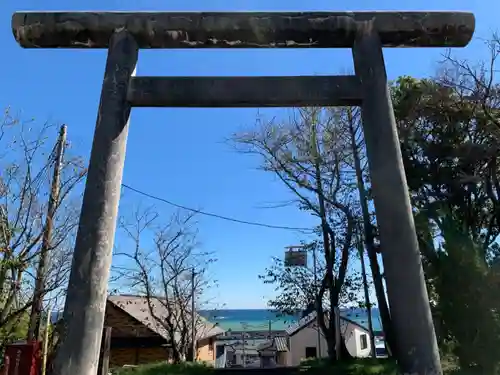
(112, 358, 482, 375)
(299, 358, 398, 375)
(113, 362, 214, 375)
(113, 359, 398, 375)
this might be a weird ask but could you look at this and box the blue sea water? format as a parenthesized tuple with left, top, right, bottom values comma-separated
(51, 308, 382, 333)
(199, 308, 382, 332)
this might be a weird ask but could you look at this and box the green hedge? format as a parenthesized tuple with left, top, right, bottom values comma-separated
(299, 358, 398, 375)
(113, 362, 214, 375)
(112, 358, 488, 375)
(112, 359, 397, 375)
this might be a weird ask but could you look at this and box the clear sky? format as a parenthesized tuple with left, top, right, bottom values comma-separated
(1, 0, 497, 309)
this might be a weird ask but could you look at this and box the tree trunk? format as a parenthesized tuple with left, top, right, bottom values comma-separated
(366, 238, 397, 357)
(347, 109, 397, 357)
(322, 312, 353, 362)
(340, 338, 352, 360)
(319, 281, 354, 362)
(171, 347, 182, 364)
(325, 332, 336, 362)
(358, 235, 376, 358)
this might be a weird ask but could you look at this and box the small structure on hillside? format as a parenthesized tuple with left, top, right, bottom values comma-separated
(257, 336, 289, 367)
(213, 329, 287, 368)
(103, 295, 224, 368)
(285, 311, 372, 366)
(225, 344, 260, 368)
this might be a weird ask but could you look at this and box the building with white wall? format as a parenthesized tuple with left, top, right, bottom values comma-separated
(285, 311, 372, 366)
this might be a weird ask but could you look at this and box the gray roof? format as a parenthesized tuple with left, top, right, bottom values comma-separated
(285, 311, 318, 336)
(234, 348, 259, 356)
(285, 310, 369, 336)
(256, 340, 273, 352)
(227, 344, 260, 356)
(108, 295, 225, 341)
(274, 336, 288, 352)
(256, 336, 288, 353)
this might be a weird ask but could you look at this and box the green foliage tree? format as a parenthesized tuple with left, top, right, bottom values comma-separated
(258, 241, 363, 316)
(0, 309, 29, 344)
(390, 35, 500, 372)
(438, 214, 499, 374)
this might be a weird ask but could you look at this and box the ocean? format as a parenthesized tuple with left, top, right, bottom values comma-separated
(199, 308, 382, 332)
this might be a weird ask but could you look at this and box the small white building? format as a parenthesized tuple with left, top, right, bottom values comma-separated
(285, 311, 372, 366)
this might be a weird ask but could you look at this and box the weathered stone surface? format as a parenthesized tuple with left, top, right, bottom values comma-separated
(12, 11, 475, 49)
(48, 30, 138, 375)
(352, 25, 442, 375)
(127, 75, 362, 107)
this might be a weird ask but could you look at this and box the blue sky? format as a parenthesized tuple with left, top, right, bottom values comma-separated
(1, 0, 497, 309)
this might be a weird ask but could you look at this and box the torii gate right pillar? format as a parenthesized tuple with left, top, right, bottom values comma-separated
(352, 22, 440, 372)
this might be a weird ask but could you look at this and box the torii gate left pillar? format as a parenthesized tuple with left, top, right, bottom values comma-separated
(12, 11, 474, 375)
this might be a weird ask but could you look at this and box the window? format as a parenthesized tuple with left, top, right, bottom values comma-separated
(360, 334, 368, 350)
(305, 346, 317, 358)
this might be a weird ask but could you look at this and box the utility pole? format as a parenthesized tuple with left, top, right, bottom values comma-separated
(27, 125, 67, 342)
(41, 307, 52, 375)
(357, 227, 376, 358)
(239, 322, 250, 367)
(242, 331, 246, 368)
(191, 267, 196, 362)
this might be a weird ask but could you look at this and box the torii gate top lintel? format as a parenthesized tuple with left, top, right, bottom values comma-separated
(12, 11, 475, 49)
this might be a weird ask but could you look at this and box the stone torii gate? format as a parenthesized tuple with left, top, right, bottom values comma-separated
(12, 11, 474, 375)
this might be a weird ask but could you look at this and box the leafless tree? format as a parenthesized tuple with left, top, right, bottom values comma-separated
(0, 108, 86, 349)
(114, 207, 219, 363)
(232, 107, 358, 360)
(439, 34, 500, 139)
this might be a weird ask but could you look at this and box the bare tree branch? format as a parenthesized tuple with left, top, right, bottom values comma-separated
(113, 206, 220, 363)
(0, 108, 86, 348)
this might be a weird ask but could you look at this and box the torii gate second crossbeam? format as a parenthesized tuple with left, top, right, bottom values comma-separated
(12, 11, 475, 375)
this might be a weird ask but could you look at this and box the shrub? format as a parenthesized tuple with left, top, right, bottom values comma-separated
(113, 362, 214, 375)
(299, 358, 398, 375)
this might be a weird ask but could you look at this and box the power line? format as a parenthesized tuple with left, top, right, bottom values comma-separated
(121, 183, 314, 232)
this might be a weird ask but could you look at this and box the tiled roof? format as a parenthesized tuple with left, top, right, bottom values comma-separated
(274, 336, 288, 352)
(285, 311, 318, 336)
(256, 340, 273, 351)
(255, 337, 288, 353)
(108, 295, 225, 342)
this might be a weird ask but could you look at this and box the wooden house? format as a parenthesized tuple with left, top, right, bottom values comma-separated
(103, 295, 225, 368)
